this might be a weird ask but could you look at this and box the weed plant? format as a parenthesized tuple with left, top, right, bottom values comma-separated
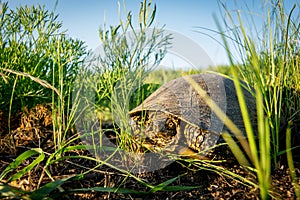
(0, 1, 87, 140)
(77, 0, 171, 154)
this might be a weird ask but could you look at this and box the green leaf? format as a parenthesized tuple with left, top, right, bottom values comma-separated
(149, 175, 180, 193)
(0, 148, 44, 182)
(0, 183, 30, 199)
(50, 186, 146, 199)
(11, 149, 45, 182)
(73, 187, 145, 194)
(30, 176, 75, 200)
(160, 185, 201, 192)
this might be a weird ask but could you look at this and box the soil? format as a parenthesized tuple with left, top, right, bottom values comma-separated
(0, 104, 299, 199)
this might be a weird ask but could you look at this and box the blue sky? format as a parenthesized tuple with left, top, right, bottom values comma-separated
(7, 0, 299, 68)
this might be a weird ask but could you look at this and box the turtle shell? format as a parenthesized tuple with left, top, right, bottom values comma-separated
(129, 74, 257, 154)
(129, 73, 257, 138)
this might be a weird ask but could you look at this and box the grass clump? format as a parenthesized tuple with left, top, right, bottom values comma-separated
(0, 1, 87, 114)
(231, 1, 299, 164)
(77, 0, 171, 153)
(209, 0, 300, 199)
(0, 1, 88, 149)
(0, 1, 89, 197)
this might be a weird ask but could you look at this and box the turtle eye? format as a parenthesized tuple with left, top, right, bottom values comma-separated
(165, 118, 177, 130)
(167, 121, 174, 129)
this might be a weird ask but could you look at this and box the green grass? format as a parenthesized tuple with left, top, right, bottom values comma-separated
(0, 2, 87, 140)
(0, 0, 178, 198)
(209, 0, 299, 199)
(0, 0, 299, 199)
(78, 0, 172, 154)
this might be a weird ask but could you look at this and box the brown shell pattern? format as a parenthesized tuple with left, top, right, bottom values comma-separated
(129, 73, 257, 153)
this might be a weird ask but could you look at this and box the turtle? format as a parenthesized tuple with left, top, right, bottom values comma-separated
(129, 73, 257, 159)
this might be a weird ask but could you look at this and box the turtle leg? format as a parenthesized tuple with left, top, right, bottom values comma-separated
(142, 142, 210, 160)
(181, 122, 207, 152)
(181, 122, 220, 158)
(176, 146, 211, 160)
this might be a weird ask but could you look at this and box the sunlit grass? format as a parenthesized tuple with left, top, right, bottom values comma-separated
(0, 0, 299, 199)
(207, 0, 300, 199)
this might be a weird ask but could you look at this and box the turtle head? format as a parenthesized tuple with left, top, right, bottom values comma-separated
(129, 110, 181, 149)
(129, 110, 208, 159)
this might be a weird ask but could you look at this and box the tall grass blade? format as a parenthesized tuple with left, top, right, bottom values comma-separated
(0, 68, 61, 98)
(286, 121, 300, 199)
(222, 132, 250, 166)
(8, 75, 18, 134)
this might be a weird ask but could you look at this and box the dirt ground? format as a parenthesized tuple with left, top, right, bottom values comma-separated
(0, 104, 299, 199)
